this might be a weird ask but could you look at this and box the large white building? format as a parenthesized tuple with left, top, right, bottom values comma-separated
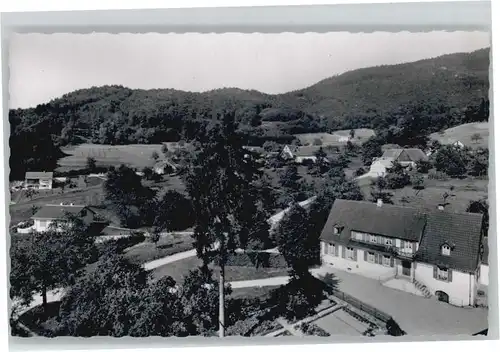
(320, 199, 484, 307)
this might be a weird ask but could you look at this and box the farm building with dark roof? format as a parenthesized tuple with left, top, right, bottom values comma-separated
(319, 198, 484, 307)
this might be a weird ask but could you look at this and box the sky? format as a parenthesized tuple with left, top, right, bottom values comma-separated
(9, 31, 490, 109)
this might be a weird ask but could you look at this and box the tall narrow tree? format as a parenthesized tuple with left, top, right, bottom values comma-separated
(186, 112, 269, 337)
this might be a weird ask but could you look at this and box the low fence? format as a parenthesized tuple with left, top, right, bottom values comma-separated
(329, 289, 393, 324)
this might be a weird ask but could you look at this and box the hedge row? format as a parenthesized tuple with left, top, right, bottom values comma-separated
(226, 252, 288, 269)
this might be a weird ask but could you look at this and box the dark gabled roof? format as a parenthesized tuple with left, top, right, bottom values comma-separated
(381, 149, 403, 159)
(320, 199, 427, 245)
(32, 204, 88, 220)
(381, 148, 428, 162)
(320, 199, 484, 273)
(403, 148, 429, 162)
(25, 171, 53, 180)
(415, 210, 483, 273)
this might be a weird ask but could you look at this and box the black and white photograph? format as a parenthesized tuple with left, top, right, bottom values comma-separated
(6, 25, 492, 340)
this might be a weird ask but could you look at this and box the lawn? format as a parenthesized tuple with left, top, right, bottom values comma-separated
(124, 233, 195, 265)
(57, 143, 167, 171)
(149, 256, 203, 283)
(359, 176, 488, 212)
(430, 122, 489, 149)
(150, 257, 290, 285)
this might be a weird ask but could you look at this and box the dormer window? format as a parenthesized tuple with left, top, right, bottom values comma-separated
(441, 244, 451, 256)
(333, 225, 343, 235)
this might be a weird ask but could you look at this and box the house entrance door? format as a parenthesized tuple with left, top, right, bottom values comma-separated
(402, 260, 411, 276)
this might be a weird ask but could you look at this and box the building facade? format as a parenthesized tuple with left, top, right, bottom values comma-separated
(25, 171, 54, 190)
(320, 199, 484, 307)
(31, 204, 102, 233)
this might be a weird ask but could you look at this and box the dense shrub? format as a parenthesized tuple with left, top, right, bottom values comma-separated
(354, 167, 366, 177)
(299, 322, 330, 336)
(226, 252, 288, 269)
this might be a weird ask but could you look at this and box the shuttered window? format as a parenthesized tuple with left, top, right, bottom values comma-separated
(346, 247, 355, 260)
(367, 252, 375, 263)
(382, 255, 391, 267)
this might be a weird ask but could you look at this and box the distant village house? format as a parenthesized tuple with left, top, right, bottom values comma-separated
(380, 148, 428, 168)
(320, 199, 484, 307)
(358, 148, 428, 179)
(24, 171, 54, 190)
(280, 145, 323, 164)
(153, 159, 178, 175)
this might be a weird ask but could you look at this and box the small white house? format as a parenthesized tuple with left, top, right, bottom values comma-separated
(25, 171, 54, 190)
(452, 141, 465, 149)
(280, 145, 323, 164)
(320, 199, 484, 307)
(31, 204, 99, 232)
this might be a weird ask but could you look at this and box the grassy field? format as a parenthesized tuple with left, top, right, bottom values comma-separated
(293, 129, 375, 146)
(124, 233, 195, 265)
(57, 143, 171, 171)
(359, 176, 488, 212)
(430, 122, 489, 148)
(150, 256, 289, 285)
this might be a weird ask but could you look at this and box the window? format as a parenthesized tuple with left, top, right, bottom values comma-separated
(441, 245, 451, 256)
(385, 238, 393, 246)
(437, 267, 449, 281)
(382, 255, 391, 267)
(328, 244, 335, 255)
(333, 227, 339, 235)
(346, 247, 355, 260)
(355, 232, 363, 241)
(404, 241, 412, 249)
(368, 252, 375, 263)
(370, 235, 377, 243)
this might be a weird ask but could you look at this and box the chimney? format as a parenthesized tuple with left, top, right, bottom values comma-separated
(437, 205, 444, 211)
(377, 199, 383, 207)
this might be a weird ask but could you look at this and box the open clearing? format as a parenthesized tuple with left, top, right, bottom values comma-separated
(124, 233, 195, 265)
(150, 256, 290, 285)
(430, 122, 489, 148)
(359, 176, 488, 212)
(293, 129, 375, 146)
(57, 143, 185, 171)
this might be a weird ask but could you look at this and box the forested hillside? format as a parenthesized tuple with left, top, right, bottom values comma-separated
(9, 48, 490, 180)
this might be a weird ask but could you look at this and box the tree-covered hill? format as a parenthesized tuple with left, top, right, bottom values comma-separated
(9, 48, 490, 180)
